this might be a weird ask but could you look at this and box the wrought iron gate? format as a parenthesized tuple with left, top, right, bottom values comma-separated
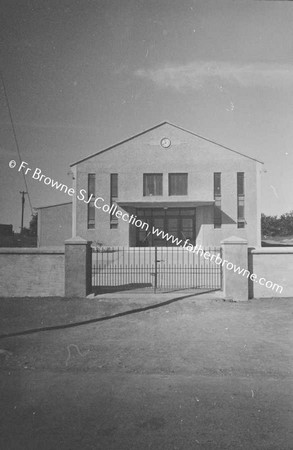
(92, 246, 222, 292)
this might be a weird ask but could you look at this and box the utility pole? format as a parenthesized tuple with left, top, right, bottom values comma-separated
(20, 191, 27, 234)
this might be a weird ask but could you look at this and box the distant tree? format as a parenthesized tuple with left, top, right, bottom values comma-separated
(20, 227, 30, 236)
(29, 213, 38, 236)
(279, 211, 293, 236)
(261, 211, 293, 237)
(261, 214, 278, 236)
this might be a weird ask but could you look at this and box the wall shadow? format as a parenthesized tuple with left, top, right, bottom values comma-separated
(0, 289, 220, 339)
(92, 283, 152, 295)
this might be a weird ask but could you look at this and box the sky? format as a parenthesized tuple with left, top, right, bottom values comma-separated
(1, 0, 293, 231)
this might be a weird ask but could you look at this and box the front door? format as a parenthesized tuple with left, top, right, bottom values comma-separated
(152, 217, 165, 246)
(181, 217, 194, 243)
(165, 216, 180, 246)
(135, 208, 196, 247)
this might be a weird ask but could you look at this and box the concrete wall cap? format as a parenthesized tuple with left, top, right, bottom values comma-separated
(65, 236, 88, 245)
(0, 247, 65, 254)
(251, 247, 293, 254)
(221, 236, 248, 245)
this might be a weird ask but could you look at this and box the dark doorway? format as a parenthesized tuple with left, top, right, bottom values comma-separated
(135, 208, 196, 247)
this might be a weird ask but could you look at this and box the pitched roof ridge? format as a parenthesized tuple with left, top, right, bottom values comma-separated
(70, 121, 263, 166)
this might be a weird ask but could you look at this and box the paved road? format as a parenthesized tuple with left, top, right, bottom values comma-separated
(0, 295, 292, 449)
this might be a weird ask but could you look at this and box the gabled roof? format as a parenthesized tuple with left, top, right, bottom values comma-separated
(35, 201, 72, 210)
(70, 121, 264, 166)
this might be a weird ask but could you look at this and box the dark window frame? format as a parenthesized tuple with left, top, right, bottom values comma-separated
(87, 173, 96, 229)
(168, 173, 188, 196)
(237, 172, 245, 228)
(214, 172, 222, 228)
(110, 173, 118, 229)
(143, 173, 163, 196)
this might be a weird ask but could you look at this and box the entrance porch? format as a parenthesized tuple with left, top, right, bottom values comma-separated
(134, 207, 196, 247)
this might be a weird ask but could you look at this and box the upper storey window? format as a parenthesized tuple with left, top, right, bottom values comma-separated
(87, 173, 95, 229)
(169, 173, 188, 196)
(237, 172, 245, 228)
(214, 173, 222, 228)
(110, 174, 118, 229)
(143, 174, 163, 196)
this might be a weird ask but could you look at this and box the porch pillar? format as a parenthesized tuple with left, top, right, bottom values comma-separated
(65, 237, 92, 297)
(221, 236, 248, 302)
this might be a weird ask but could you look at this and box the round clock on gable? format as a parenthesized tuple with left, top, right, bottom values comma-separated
(160, 137, 171, 148)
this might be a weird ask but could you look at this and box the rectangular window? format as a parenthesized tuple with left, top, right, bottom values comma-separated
(87, 173, 95, 229)
(214, 173, 222, 228)
(110, 174, 118, 199)
(237, 172, 245, 228)
(214, 172, 221, 197)
(143, 174, 163, 196)
(237, 172, 244, 196)
(110, 174, 118, 229)
(169, 173, 188, 196)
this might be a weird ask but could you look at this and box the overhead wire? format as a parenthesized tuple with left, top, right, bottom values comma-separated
(0, 70, 34, 216)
